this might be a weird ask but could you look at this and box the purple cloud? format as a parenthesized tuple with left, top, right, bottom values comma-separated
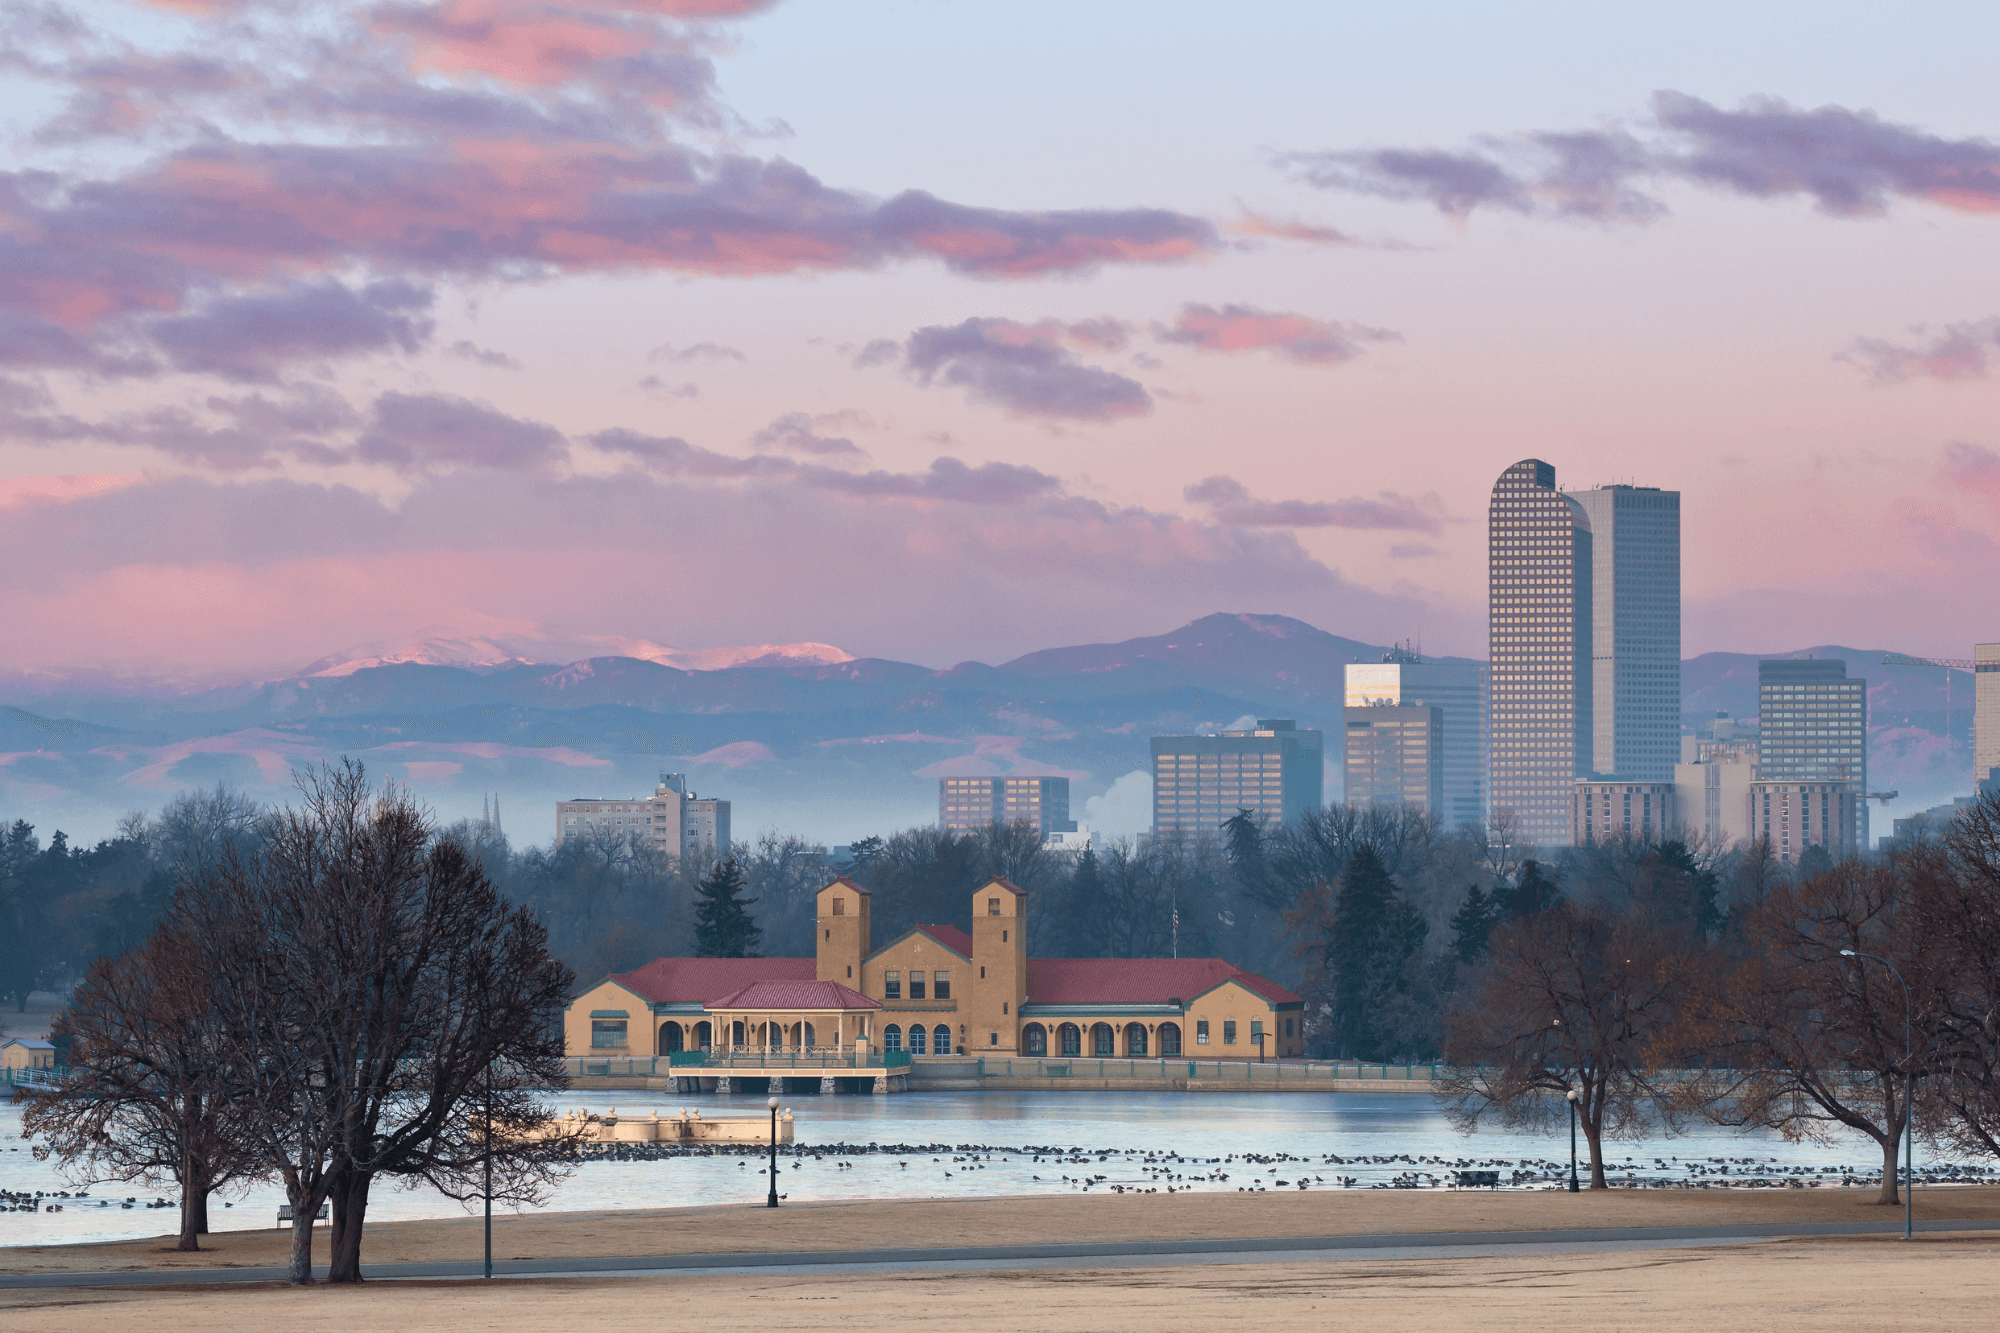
(354, 392, 564, 472)
(1184, 475, 1442, 533)
(1284, 91, 2000, 222)
(752, 412, 862, 456)
(1841, 318, 2000, 383)
(895, 318, 1152, 421)
(147, 279, 435, 382)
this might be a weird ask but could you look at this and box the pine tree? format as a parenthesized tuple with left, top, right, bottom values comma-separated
(1508, 859, 1561, 919)
(1331, 845, 1396, 1055)
(1449, 885, 1499, 964)
(693, 858, 761, 958)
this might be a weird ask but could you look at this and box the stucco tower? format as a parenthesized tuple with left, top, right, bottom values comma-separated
(966, 877, 1027, 1053)
(815, 878, 870, 986)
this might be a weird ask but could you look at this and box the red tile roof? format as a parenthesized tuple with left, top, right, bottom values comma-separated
(608, 957, 814, 1005)
(981, 876, 1027, 896)
(915, 924, 974, 957)
(1024, 958, 1302, 1006)
(822, 876, 870, 895)
(706, 980, 880, 1011)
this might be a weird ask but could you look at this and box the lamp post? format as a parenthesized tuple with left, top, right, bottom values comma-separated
(766, 1096, 781, 1208)
(1840, 949, 1913, 1241)
(1566, 1088, 1580, 1193)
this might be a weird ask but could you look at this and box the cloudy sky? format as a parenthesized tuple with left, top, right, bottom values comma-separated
(4, 0, 1997, 681)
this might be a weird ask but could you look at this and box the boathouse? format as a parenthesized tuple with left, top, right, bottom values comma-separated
(564, 878, 1304, 1062)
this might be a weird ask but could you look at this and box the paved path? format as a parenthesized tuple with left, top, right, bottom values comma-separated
(8, 1218, 1999, 1289)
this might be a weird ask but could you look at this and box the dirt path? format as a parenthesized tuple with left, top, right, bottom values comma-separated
(9, 1184, 1998, 1275)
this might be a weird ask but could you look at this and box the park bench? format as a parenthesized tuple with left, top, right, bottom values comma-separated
(276, 1201, 330, 1227)
(1453, 1170, 1500, 1188)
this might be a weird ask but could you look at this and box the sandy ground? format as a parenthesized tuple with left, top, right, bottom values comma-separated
(8, 1185, 2000, 1275)
(4, 1233, 1998, 1332)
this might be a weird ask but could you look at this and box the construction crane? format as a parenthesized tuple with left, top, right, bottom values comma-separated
(1882, 654, 1975, 787)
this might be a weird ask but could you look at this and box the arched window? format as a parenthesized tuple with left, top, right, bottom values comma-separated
(694, 1021, 713, 1051)
(765, 1021, 782, 1048)
(1022, 1023, 1048, 1056)
(883, 1024, 903, 1052)
(934, 1024, 952, 1055)
(803, 1022, 817, 1049)
(1158, 1022, 1182, 1056)
(1059, 1023, 1081, 1056)
(1125, 1023, 1148, 1057)
(731, 1020, 745, 1047)
(660, 1022, 684, 1054)
(1092, 1022, 1115, 1056)
(909, 1025, 928, 1055)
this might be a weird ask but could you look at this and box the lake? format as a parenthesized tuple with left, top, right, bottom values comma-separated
(2, 1089, 1980, 1248)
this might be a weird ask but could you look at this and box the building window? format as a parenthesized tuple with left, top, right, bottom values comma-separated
(1223, 1020, 1237, 1045)
(909, 1025, 928, 1055)
(1023, 1024, 1048, 1056)
(988, 897, 1000, 915)
(909, 972, 926, 1000)
(1126, 1023, 1148, 1057)
(1002, 1001, 1008, 1014)
(1196, 1019, 1210, 1045)
(591, 1020, 627, 1049)
(1251, 1020, 1264, 1045)
(1059, 1023, 1081, 1056)
(1160, 1022, 1182, 1056)
(884, 971, 900, 1000)
(1092, 1022, 1116, 1056)
(936, 1025, 953, 1054)
(883, 1024, 902, 1052)
(1285, 1018, 1294, 1036)
(1002, 930, 1008, 943)
(833, 897, 844, 916)
(731, 1020, 744, 1046)
(989, 1032, 998, 1046)
(934, 971, 950, 1000)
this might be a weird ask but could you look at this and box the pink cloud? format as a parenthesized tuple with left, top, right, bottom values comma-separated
(681, 740, 774, 767)
(403, 760, 465, 780)
(1156, 303, 1400, 365)
(0, 474, 146, 511)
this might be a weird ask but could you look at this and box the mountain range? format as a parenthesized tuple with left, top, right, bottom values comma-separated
(0, 613, 1977, 847)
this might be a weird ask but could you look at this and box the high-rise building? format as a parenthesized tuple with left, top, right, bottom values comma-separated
(1674, 750, 1758, 846)
(1151, 720, 1324, 836)
(1751, 779, 1860, 861)
(1569, 484, 1681, 782)
(1979, 643, 2000, 786)
(1488, 459, 1594, 848)
(1757, 659, 1867, 852)
(1572, 780, 1678, 844)
(938, 777, 1076, 836)
(1344, 651, 1488, 828)
(1343, 704, 1444, 815)
(558, 772, 730, 859)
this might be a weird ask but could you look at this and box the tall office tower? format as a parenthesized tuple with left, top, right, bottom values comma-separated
(1488, 459, 1594, 848)
(1151, 719, 1324, 836)
(1569, 485, 1681, 781)
(1345, 651, 1489, 828)
(938, 776, 1076, 836)
(1979, 643, 2000, 787)
(1343, 704, 1444, 815)
(1757, 659, 1868, 852)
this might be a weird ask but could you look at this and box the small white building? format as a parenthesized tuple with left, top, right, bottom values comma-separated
(1, 1038, 55, 1071)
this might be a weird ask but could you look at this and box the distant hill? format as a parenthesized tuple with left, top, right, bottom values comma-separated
(0, 616, 1977, 846)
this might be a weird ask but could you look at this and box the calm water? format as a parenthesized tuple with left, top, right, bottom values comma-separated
(2, 1089, 1977, 1248)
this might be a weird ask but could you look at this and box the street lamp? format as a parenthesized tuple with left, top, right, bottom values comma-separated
(1840, 949, 1914, 1241)
(1566, 1089, 1580, 1193)
(766, 1096, 781, 1208)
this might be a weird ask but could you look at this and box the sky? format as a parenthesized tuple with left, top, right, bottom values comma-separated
(3, 0, 1999, 683)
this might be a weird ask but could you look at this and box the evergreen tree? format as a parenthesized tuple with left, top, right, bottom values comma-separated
(693, 858, 761, 958)
(1508, 859, 1562, 919)
(1331, 845, 1397, 1054)
(1220, 808, 1269, 905)
(1062, 846, 1110, 956)
(1449, 884, 1500, 964)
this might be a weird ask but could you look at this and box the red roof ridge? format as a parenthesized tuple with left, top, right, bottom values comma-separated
(822, 876, 870, 895)
(707, 979, 881, 1010)
(980, 876, 1028, 895)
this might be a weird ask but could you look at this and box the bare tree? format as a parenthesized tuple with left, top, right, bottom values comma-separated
(1910, 794, 2000, 1157)
(1668, 861, 1930, 1205)
(179, 762, 577, 1284)
(1439, 900, 1700, 1187)
(24, 918, 261, 1249)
